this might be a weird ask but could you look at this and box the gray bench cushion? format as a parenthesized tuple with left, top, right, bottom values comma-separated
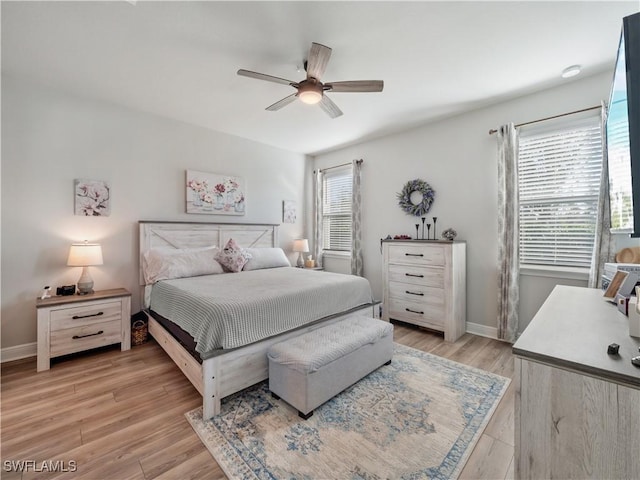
(268, 315, 393, 373)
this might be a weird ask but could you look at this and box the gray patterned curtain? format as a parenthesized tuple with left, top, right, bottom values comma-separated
(351, 159, 363, 276)
(589, 102, 614, 288)
(497, 123, 520, 342)
(314, 169, 324, 268)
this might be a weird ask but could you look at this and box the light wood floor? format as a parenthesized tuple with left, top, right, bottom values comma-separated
(1, 323, 515, 480)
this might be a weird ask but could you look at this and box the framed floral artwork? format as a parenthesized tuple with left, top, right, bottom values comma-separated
(74, 179, 111, 216)
(283, 200, 296, 223)
(186, 170, 245, 215)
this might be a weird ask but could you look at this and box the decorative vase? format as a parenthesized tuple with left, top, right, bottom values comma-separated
(214, 196, 224, 210)
(192, 190, 202, 207)
(235, 201, 245, 213)
(442, 228, 457, 241)
(203, 201, 213, 212)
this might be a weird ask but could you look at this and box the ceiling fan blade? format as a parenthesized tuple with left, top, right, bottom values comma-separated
(319, 94, 343, 119)
(266, 93, 297, 111)
(237, 69, 296, 87)
(306, 43, 332, 80)
(325, 80, 384, 93)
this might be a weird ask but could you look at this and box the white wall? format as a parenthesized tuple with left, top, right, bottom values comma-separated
(1, 76, 310, 350)
(314, 71, 637, 335)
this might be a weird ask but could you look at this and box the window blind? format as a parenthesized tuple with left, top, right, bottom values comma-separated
(322, 167, 352, 251)
(518, 116, 602, 268)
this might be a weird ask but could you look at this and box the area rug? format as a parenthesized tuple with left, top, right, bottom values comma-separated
(185, 343, 510, 480)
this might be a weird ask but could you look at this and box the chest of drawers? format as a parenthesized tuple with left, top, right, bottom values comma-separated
(36, 288, 131, 371)
(382, 240, 466, 342)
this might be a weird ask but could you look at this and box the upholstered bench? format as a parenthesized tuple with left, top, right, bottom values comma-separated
(267, 315, 393, 419)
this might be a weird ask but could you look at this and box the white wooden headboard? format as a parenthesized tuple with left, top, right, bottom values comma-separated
(139, 221, 279, 286)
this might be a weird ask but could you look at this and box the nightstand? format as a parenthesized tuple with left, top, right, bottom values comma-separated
(36, 288, 131, 372)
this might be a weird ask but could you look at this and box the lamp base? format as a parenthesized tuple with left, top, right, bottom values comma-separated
(76, 281, 94, 295)
(77, 266, 95, 295)
(296, 252, 305, 268)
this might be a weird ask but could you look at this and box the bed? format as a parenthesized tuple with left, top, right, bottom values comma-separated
(139, 221, 376, 419)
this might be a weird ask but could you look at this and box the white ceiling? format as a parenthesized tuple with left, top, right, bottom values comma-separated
(2, 1, 638, 155)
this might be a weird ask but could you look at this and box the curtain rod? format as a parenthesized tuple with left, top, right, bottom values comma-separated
(488, 105, 601, 135)
(316, 159, 363, 173)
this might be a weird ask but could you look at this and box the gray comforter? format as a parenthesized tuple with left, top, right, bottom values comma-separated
(149, 267, 373, 358)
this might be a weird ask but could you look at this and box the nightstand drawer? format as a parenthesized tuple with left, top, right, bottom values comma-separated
(50, 300, 123, 331)
(50, 319, 122, 357)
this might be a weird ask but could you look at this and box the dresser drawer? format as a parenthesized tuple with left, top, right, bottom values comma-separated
(50, 319, 122, 357)
(50, 300, 123, 331)
(388, 264, 444, 288)
(388, 282, 445, 305)
(387, 244, 445, 266)
(388, 297, 444, 329)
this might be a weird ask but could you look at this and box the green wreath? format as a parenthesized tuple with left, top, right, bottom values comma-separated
(397, 179, 435, 216)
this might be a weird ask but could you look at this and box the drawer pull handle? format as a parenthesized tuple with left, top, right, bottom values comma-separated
(406, 290, 424, 296)
(72, 330, 104, 339)
(405, 308, 424, 315)
(405, 273, 424, 278)
(405, 253, 424, 257)
(72, 311, 104, 320)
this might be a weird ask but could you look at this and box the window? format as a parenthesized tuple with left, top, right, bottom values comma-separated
(322, 167, 352, 251)
(518, 115, 602, 269)
(607, 98, 633, 231)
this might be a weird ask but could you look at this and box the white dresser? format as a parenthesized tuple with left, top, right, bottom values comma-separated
(382, 240, 466, 342)
(513, 286, 640, 479)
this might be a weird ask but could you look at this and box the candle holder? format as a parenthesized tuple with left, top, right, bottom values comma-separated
(415, 224, 419, 240)
(426, 223, 431, 240)
(432, 217, 438, 240)
(421, 217, 426, 239)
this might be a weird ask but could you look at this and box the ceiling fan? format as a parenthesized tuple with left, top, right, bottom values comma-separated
(237, 42, 384, 118)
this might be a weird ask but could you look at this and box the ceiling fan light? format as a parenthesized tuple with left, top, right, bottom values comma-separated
(299, 90, 322, 105)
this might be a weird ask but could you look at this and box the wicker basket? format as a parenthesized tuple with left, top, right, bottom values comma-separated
(131, 319, 148, 346)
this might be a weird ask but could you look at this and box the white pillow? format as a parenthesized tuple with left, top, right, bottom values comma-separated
(242, 247, 291, 271)
(142, 246, 224, 284)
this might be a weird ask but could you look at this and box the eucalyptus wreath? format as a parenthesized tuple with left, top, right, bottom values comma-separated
(397, 179, 435, 216)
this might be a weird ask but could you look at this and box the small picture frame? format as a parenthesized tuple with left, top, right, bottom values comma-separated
(74, 179, 111, 216)
(283, 200, 296, 224)
(603, 270, 638, 300)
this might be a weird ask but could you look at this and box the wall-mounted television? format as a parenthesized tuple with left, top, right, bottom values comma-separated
(607, 11, 640, 237)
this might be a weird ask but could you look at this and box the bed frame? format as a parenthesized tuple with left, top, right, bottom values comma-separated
(139, 221, 374, 419)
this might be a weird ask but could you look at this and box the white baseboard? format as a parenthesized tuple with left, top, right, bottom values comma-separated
(1, 342, 37, 363)
(466, 322, 498, 340)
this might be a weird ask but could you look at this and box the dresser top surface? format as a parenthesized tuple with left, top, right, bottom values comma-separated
(36, 288, 131, 308)
(513, 285, 640, 387)
(381, 239, 465, 244)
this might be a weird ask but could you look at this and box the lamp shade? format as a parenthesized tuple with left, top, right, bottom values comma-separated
(67, 243, 103, 267)
(293, 239, 310, 253)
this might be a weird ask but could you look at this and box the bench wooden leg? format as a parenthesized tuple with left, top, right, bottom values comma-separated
(298, 410, 313, 420)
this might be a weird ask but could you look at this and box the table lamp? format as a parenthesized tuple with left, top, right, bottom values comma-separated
(67, 241, 103, 295)
(293, 239, 309, 268)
